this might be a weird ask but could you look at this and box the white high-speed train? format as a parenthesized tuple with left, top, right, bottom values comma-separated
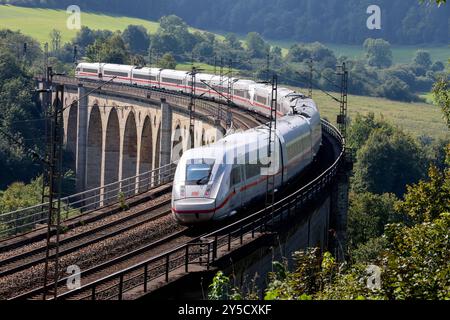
(75, 62, 322, 224)
(76, 62, 295, 118)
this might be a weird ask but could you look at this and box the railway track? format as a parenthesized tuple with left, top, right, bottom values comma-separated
(1, 77, 273, 300)
(0, 182, 174, 253)
(0, 195, 172, 278)
(11, 227, 194, 300)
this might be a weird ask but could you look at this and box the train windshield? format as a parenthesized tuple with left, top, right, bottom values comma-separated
(186, 158, 215, 185)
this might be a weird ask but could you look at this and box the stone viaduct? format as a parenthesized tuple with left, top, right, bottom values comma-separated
(56, 81, 223, 193)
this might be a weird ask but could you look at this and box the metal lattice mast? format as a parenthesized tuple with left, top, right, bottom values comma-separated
(42, 84, 64, 300)
(40, 66, 54, 222)
(308, 59, 313, 99)
(336, 63, 348, 140)
(188, 66, 198, 149)
(265, 75, 278, 223)
(226, 60, 234, 129)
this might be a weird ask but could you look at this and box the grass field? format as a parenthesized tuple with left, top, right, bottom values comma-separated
(0, 5, 448, 140)
(301, 88, 448, 140)
(2, 4, 448, 64)
(0, 5, 201, 44)
(271, 40, 449, 64)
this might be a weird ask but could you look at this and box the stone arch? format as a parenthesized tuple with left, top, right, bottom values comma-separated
(86, 105, 103, 190)
(66, 102, 78, 169)
(104, 108, 120, 187)
(122, 112, 138, 192)
(139, 116, 153, 189)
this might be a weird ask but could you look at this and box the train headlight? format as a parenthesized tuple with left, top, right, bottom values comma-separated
(204, 185, 213, 198)
(180, 185, 186, 198)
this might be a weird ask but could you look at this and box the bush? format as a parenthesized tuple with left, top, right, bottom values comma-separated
(377, 76, 416, 101)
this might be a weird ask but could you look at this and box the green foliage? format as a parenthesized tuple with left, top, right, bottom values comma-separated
(364, 38, 393, 69)
(49, 28, 61, 52)
(0, 176, 44, 236)
(122, 25, 150, 54)
(378, 75, 416, 102)
(382, 213, 450, 299)
(396, 145, 450, 224)
(432, 77, 450, 128)
(245, 32, 270, 59)
(352, 125, 426, 197)
(287, 42, 337, 69)
(208, 271, 231, 300)
(158, 53, 177, 69)
(265, 211, 450, 300)
(264, 248, 332, 300)
(348, 192, 398, 250)
(351, 237, 388, 265)
(0, 35, 44, 189)
(347, 113, 392, 150)
(413, 50, 433, 69)
(151, 15, 197, 55)
(86, 32, 130, 64)
(0, 176, 43, 213)
(4, 1, 449, 45)
(118, 192, 129, 211)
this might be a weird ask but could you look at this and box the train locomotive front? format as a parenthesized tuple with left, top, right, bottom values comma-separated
(171, 146, 229, 224)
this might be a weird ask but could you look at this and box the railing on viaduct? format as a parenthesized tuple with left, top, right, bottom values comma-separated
(0, 163, 177, 239)
(53, 76, 231, 128)
(1, 76, 234, 240)
(55, 120, 345, 300)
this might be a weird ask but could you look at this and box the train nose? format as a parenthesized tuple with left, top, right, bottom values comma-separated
(172, 198, 216, 224)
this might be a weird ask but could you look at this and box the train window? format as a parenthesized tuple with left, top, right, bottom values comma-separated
(287, 136, 307, 160)
(82, 68, 98, 74)
(255, 95, 267, 105)
(234, 89, 247, 98)
(214, 86, 226, 93)
(245, 164, 260, 179)
(186, 159, 215, 185)
(162, 77, 183, 85)
(104, 70, 129, 77)
(133, 74, 156, 81)
(231, 166, 241, 187)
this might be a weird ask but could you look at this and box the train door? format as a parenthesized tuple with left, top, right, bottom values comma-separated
(228, 165, 242, 216)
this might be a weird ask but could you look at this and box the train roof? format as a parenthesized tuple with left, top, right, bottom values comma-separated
(77, 62, 103, 69)
(160, 69, 189, 76)
(132, 67, 161, 74)
(180, 111, 316, 166)
(103, 64, 134, 71)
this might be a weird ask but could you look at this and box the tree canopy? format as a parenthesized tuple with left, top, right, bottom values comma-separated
(4, 0, 449, 45)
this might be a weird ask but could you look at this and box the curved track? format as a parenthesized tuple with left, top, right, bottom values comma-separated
(3, 77, 344, 300)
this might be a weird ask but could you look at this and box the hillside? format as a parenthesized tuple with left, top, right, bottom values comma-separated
(0, 5, 448, 140)
(1, 5, 448, 64)
(307, 89, 449, 140)
(2, 0, 449, 45)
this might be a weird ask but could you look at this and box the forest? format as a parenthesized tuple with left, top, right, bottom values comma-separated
(1, 0, 449, 45)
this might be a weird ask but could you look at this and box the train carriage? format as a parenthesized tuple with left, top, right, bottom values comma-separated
(102, 64, 134, 84)
(172, 98, 322, 224)
(159, 69, 190, 92)
(192, 73, 216, 98)
(76, 62, 104, 79)
(75, 62, 322, 225)
(131, 67, 161, 87)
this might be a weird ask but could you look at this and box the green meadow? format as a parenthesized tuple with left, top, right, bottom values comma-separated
(0, 5, 447, 140)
